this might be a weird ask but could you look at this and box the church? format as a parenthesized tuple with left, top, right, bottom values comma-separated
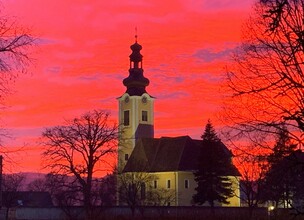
(117, 37, 240, 206)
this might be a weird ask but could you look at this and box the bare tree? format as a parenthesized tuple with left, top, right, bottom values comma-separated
(27, 178, 46, 192)
(224, 0, 304, 142)
(235, 152, 268, 207)
(41, 110, 119, 219)
(227, 125, 299, 210)
(27, 173, 78, 206)
(27, 173, 84, 220)
(0, 14, 35, 97)
(119, 172, 175, 217)
(2, 173, 25, 220)
(98, 172, 117, 206)
(0, 6, 35, 158)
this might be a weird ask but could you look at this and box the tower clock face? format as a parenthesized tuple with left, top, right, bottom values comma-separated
(142, 96, 147, 104)
(124, 96, 129, 103)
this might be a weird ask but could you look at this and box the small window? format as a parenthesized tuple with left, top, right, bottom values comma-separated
(142, 111, 148, 122)
(185, 179, 189, 189)
(125, 154, 129, 161)
(124, 110, 130, 126)
(17, 200, 23, 206)
(167, 180, 171, 189)
(153, 180, 157, 189)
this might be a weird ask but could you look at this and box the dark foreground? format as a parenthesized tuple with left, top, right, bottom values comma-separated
(2, 206, 304, 220)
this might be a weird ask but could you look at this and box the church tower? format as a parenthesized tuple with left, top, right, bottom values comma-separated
(118, 36, 154, 170)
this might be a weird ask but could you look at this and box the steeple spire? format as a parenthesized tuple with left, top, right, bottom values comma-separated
(123, 36, 150, 96)
(135, 26, 138, 43)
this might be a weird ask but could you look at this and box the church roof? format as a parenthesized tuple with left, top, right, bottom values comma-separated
(123, 136, 240, 176)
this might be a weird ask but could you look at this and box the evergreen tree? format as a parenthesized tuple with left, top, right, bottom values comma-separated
(263, 125, 297, 207)
(268, 125, 297, 165)
(193, 120, 234, 207)
(201, 119, 221, 142)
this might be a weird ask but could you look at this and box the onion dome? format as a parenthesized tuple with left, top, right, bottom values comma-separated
(123, 39, 150, 96)
(129, 42, 143, 64)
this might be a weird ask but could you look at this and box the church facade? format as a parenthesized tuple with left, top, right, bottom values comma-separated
(118, 38, 240, 206)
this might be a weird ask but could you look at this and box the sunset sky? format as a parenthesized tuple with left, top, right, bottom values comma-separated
(1, 0, 255, 173)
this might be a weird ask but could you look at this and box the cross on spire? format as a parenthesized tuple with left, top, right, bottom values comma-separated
(135, 27, 138, 42)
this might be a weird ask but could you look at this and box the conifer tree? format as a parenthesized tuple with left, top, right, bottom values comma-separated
(268, 125, 297, 165)
(263, 125, 298, 207)
(201, 120, 221, 142)
(193, 120, 234, 207)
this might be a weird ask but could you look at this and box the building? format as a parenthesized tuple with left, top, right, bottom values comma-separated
(117, 36, 154, 171)
(118, 37, 240, 206)
(2, 191, 53, 207)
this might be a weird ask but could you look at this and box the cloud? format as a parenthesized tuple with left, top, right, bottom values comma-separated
(77, 74, 101, 82)
(151, 72, 185, 83)
(55, 51, 94, 61)
(157, 91, 189, 100)
(35, 38, 57, 45)
(182, 0, 253, 12)
(44, 66, 62, 74)
(193, 48, 236, 62)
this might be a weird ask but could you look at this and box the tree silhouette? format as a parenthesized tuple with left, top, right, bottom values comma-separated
(0, 14, 35, 98)
(193, 120, 234, 207)
(0, 5, 35, 153)
(2, 173, 25, 220)
(201, 120, 221, 142)
(263, 150, 304, 213)
(224, 0, 304, 142)
(235, 151, 268, 207)
(98, 172, 117, 206)
(42, 110, 119, 219)
(119, 172, 175, 217)
(268, 125, 297, 165)
(262, 126, 298, 207)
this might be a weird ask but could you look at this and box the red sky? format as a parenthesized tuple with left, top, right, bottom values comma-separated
(1, 0, 255, 173)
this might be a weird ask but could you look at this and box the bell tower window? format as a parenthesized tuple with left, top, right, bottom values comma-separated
(124, 110, 130, 126)
(142, 111, 148, 122)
